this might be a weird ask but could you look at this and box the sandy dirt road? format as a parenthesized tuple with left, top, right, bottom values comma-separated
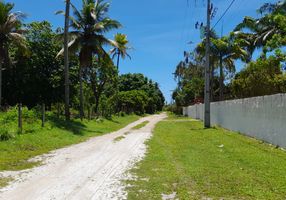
(0, 113, 166, 200)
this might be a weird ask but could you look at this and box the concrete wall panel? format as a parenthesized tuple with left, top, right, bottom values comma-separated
(184, 94, 286, 148)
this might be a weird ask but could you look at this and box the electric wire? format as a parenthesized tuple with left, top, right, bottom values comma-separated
(212, 0, 236, 29)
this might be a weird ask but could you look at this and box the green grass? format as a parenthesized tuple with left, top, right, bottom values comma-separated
(113, 136, 126, 142)
(0, 115, 139, 172)
(132, 121, 149, 130)
(0, 177, 11, 188)
(127, 116, 286, 200)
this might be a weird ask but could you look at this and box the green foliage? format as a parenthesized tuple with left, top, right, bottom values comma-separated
(87, 56, 118, 114)
(113, 135, 125, 142)
(234, 1, 286, 57)
(0, 177, 11, 188)
(0, 106, 44, 139)
(116, 90, 148, 115)
(0, 113, 140, 171)
(1, 1, 163, 119)
(3, 21, 79, 107)
(172, 61, 205, 106)
(110, 33, 131, 68)
(231, 55, 286, 98)
(0, 129, 14, 141)
(118, 73, 165, 113)
(132, 121, 149, 130)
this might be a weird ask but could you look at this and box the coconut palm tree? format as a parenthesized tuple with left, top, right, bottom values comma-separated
(110, 33, 131, 70)
(0, 1, 26, 108)
(230, 31, 257, 63)
(234, 1, 286, 58)
(211, 37, 247, 100)
(196, 35, 247, 101)
(234, 16, 278, 53)
(57, 0, 121, 119)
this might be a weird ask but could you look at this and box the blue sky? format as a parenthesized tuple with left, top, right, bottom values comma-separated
(8, 0, 277, 102)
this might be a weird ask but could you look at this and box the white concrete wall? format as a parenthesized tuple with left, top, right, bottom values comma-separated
(184, 94, 286, 148)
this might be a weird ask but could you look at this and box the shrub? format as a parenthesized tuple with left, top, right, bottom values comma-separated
(116, 90, 148, 115)
(0, 129, 14, 141)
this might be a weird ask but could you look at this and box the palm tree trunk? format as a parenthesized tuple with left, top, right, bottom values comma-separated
(79, 66, 84, 120)
(116, 52, 120, 70)
(219, 54, 224, 101)
(115, 52, 120, 115)
(64, 0, 70, 120)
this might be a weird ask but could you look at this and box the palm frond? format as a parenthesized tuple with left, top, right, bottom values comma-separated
(57, 36, 82, 58)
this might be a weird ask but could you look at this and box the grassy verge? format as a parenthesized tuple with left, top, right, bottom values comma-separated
(0, 115, 139, 172)
(127, 116, 286, 200)
(132, 121, 149, 130)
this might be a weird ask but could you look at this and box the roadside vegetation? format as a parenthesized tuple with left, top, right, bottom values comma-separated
(0, 0, 164, 118)
(127, 115, 286, 200)
(113, 135, 126, 142)
(172, 1, 286, 111)
(0, 0, 164, 174)
(0, 112, 139, 171)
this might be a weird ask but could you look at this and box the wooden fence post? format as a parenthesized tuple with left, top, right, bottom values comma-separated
(18, 103, 22, 133)
(42, 103, 45, 127)
(57, 103, 60, 118)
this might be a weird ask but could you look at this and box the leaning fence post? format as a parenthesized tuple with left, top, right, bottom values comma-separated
(42, 103, 45, 127)
(18, 103, 22, 133)
(57, 103, 60, 118)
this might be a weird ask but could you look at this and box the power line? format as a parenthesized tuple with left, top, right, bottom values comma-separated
(212, 0, 236, 29)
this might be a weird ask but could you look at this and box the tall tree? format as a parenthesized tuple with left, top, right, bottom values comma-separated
(196, 35, 247, 101)
(64, 0, 71, 120)
(211, 37, 247, 100)
(88, 54, 117, 114)
(110, 33, 131, 70)
(6, 22, 65, 108)
(118, 73, 165, 113)
(234, 1, 286, 59)
(0, 1, 26, 108)
(57, 0, 121, 119)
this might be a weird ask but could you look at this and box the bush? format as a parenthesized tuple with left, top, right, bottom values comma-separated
(116, 90, 148, 115)
(231, 55, 286, 98)
(0, 129, 14, 141)
(0, 106, 43, 140)
(0, 107, 18, 122)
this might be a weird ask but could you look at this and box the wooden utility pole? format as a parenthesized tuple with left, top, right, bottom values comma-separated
(219, 23, 224, 101)
(64, 0, 71, 121)
(204, 0, 211, 128)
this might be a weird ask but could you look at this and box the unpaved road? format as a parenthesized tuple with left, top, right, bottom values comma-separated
(0, 113, 166, 200)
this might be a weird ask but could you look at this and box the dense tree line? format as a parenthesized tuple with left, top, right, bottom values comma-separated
(117, 73, 165, 114)
(173, 0, 286, 107)
(0, 0, 165, 117)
